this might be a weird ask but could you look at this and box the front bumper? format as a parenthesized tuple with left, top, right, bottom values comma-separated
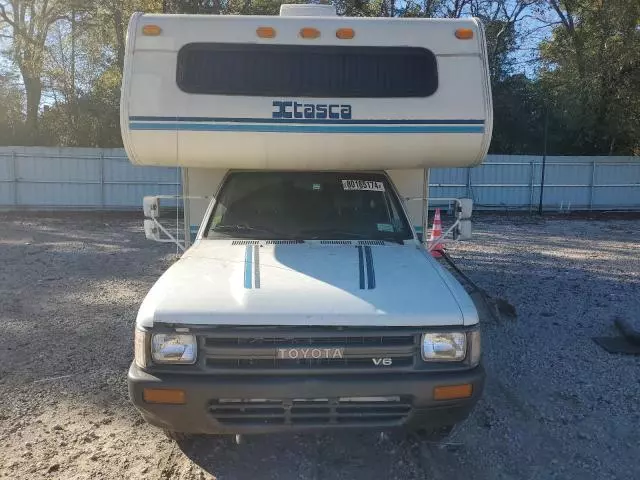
(128, 362, 485, 434)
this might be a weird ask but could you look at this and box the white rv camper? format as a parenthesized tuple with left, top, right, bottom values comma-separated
(123, 4, 492, 440)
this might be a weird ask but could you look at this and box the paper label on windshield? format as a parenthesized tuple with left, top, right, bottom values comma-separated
(342, 180, 385, 192)
(377, 223, 394, 232)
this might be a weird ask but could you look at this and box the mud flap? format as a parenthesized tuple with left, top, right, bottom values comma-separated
(469, 290, 517, 323)
(435, 250, 517, 323)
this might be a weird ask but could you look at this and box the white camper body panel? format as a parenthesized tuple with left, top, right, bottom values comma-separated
(121, 13, 492, 170)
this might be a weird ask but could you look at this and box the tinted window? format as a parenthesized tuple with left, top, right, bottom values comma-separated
(177, 43, 437, 98)
(205, 172, 412, 242)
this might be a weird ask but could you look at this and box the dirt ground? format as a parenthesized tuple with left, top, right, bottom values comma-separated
(0, 211, 639, 480)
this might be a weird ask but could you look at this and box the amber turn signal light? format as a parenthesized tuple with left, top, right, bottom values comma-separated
(256, 27, 276, 38)
(433, 384, 473, 400)
(300, 27, 321, 39)
(143, 388, 186, 404)
(455, 28, 474, 40)
(142, 25, 162, 36)
(336, 28, 355, 39)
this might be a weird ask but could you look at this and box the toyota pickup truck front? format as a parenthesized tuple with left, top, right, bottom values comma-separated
(129, 324, 484, 436)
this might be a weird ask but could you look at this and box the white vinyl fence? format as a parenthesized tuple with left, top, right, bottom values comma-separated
(0, 147, 638, 211)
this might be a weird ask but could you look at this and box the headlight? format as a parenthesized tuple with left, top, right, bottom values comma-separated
(151, 333, 197, 364)
(421, 332, 467, 362)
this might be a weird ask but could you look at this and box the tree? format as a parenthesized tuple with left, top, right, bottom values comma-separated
(0, 72, 25, 144)
(489, 74, 546, 153)
(0, 0, 68, 144)
(539, 0, 640, 154)
(94, 0, 161, 73)
(163, 0, 224, 13)
(37, 0, 162, 146)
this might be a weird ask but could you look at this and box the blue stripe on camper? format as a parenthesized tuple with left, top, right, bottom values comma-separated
(244, 245, 253, 289)
(129, 122, 484, 134)
(129, 116, 485, 125)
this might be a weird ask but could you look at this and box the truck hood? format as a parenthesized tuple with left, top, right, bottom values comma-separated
(136, 241, 478, 328)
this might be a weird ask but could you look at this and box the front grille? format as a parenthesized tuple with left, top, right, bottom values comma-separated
(205, 335, 414, 347)
(208, 397, 412, 426)
(200, 327, 418, 374)
(207, 357, 414, 370)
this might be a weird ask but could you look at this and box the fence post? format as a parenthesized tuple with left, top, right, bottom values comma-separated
(529, 160, 535, 213)
(466, 167, 471, 199)
(11, 150, 18, 206)
(99, 151, 105, 208)
(589, 160, 596, 211)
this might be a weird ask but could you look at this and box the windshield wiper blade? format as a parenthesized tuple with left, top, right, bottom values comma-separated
(298, 228, 368, 240)
(214, 224, 270, 233)
(375, 234, 405, 245)
(298, 228, 405, 244)
(213, 224, 303, 240)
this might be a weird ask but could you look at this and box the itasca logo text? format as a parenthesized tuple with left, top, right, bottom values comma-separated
(272, 101, 352, 120)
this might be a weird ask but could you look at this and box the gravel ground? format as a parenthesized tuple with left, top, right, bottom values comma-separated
(0, 211, 639, 480)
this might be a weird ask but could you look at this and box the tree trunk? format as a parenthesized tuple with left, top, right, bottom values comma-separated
(113, 3, 125, 73)
(23, 75, 42, 145)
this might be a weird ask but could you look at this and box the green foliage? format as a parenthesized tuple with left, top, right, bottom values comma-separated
(538, 0, 640, 154)
(40, 66, 123, 147)
(489, 74, 545, 154)
(0, 72, 25, 144)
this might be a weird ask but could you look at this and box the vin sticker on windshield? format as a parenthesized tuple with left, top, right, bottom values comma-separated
(342, 180, 385, 192)
(377, 223, 394, 232)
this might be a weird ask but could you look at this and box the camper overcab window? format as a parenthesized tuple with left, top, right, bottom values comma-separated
(176, 44, 438, 97)
(123, 4, 492, 442)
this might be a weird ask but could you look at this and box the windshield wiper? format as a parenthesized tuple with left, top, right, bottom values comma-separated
(298, 228, 405, 245)
(214, 224, 270, 233)
(298, 228, 368, 240)
(212, 224, 299, 239)
(375, 234, 405, 245)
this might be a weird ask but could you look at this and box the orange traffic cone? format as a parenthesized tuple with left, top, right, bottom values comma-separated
(429, 208, 445, 258)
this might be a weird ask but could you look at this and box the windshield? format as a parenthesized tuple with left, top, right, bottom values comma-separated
(204, 172, 413, 242)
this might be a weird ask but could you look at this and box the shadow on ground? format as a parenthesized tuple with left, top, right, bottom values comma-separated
(173, 429, 490, 480)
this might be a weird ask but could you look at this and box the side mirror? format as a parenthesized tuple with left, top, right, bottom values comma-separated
(457, 199, 473, 220)
(143, 196, 160, 219)
(144, 219, 161, 241)
(454, 219, 472, 240)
